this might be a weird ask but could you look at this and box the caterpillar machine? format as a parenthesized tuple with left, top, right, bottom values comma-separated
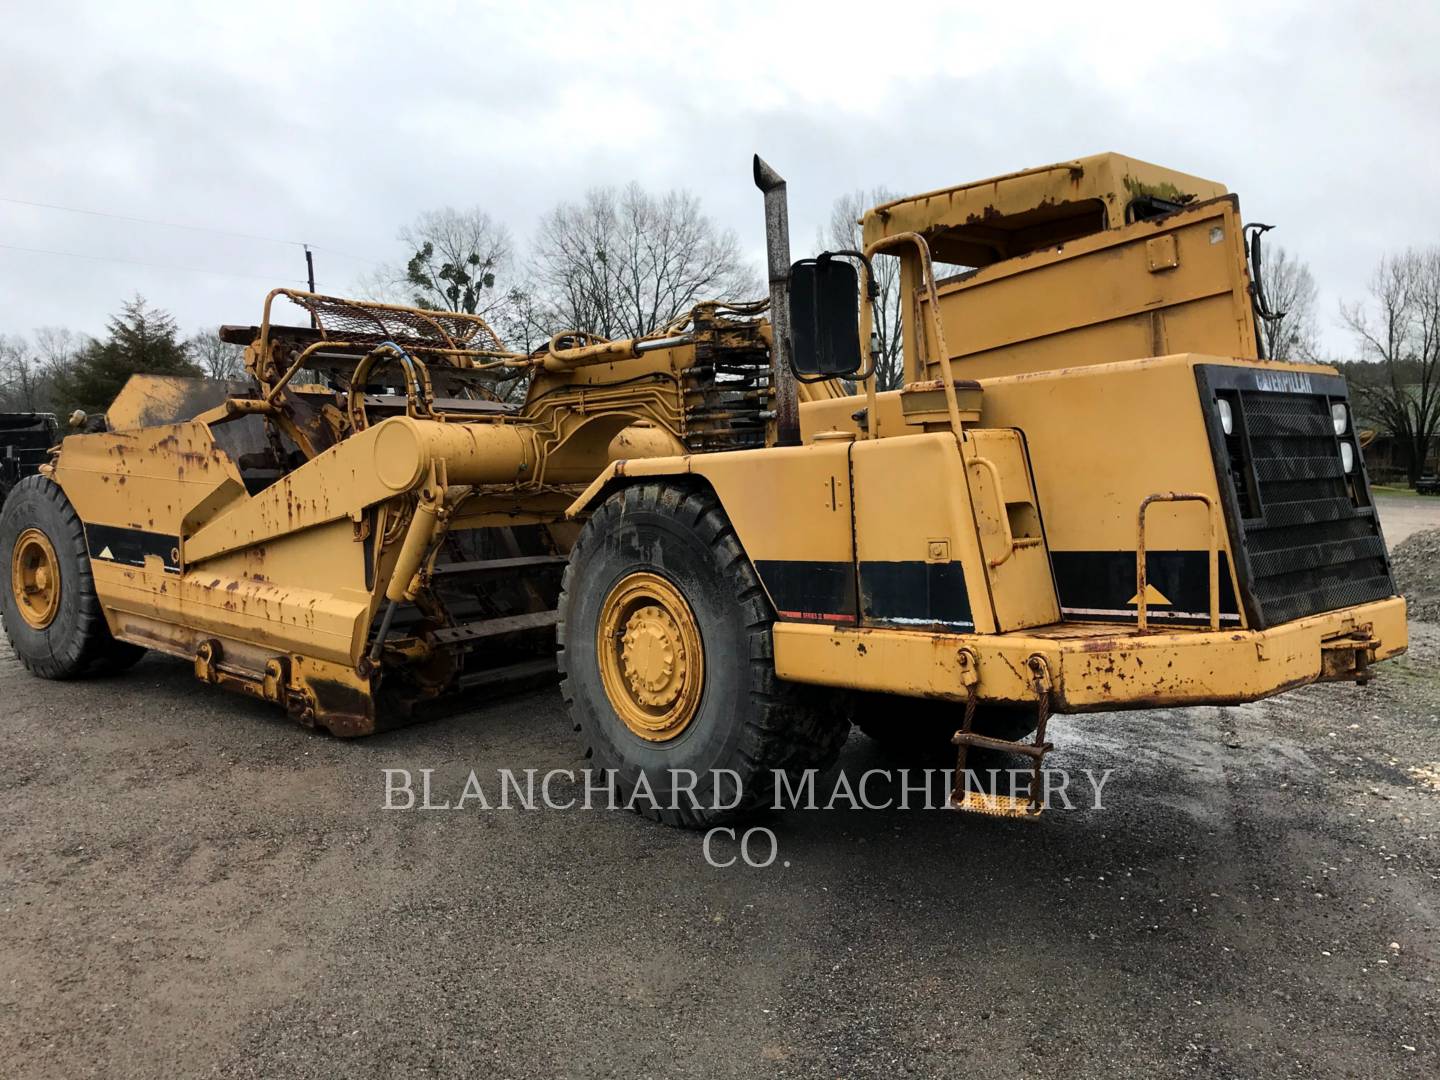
(0, 153, 1407, 822)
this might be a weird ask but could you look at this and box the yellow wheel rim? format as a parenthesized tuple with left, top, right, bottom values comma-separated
(597, 571, 704, 742)
(12, 527, 61, 630)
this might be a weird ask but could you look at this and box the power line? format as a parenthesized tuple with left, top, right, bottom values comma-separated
(0, 241, 308, 285)
(0, 194, 383, 265)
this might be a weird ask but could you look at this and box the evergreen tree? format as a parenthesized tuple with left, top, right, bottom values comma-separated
(53, 295, 201, 413)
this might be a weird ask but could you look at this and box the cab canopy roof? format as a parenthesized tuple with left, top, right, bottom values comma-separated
(861, 152, 1227, 268)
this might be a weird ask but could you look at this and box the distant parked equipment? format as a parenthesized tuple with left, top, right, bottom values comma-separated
(0, 413, 59, 502)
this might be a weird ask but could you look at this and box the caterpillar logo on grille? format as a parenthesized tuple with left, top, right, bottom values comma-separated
(1252, 371, 1314, 394)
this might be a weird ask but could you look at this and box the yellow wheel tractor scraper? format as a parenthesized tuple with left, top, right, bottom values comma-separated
(0, 153, 1406, 825)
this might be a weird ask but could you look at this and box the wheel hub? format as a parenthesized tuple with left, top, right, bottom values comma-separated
(12, 527, 61, 630)
(620, 605, 685, 706)
(598, 572, 704, 742)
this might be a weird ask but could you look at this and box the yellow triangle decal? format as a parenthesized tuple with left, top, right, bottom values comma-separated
(98, 545, 114, 560)
(1127, 583, 1171, 606)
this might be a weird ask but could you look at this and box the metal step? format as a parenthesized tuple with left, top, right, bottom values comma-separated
(950, 790, 1044, 819)
(431, 609, 560, 646)
(430, 554, 567, 579)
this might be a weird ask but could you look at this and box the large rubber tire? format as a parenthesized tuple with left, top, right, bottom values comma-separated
(856, 695, 1037, 761)
(557, 482, 852, 829)
(0, 475, 146, 678)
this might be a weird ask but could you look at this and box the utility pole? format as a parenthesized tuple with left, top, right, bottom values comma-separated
(303, 244, 317, 328)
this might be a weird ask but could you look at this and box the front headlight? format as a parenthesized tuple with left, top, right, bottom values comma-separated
(1217, 398, 1234, 436)
(1341, 441, 1355, 474)
(1331, 402, 1349, 436)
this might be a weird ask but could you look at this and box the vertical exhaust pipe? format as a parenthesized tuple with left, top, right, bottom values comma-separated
(753, 154, 800, 447)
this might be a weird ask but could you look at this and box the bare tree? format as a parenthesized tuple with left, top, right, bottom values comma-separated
(0, 336, 43, 411)
(533, 183, 759, 341)
(33, 327, 88, 390)
(820, 188, 903, 390)
(492, 278, 551, 357)
(1256, 245, 1321, 362)
(1341, 248, 1440, 486)
(0, 328, 93, 412)
(358, 207, 516, 324)
(400, 207, 514, 317)
(186, 330, 246, 380)
(348, 266, 417, 308)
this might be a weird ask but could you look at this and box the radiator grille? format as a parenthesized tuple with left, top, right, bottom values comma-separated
(1231, 390, 1392, 627)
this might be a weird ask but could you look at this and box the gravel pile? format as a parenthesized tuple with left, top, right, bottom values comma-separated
(1390, 526, 1440, 622)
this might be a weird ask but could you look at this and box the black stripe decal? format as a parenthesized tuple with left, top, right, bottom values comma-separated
(759, 551, 1239, 630)
(1051, 550, 1239, 622)
(753, 560, 856, 623)
(860, 561, 973, 629)
(754, 559, 975, 629)
(85, 524, 180, 573)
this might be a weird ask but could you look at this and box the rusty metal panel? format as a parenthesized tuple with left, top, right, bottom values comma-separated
(105, 375, 252, 431)
(773, 596, 1407, 712)
(923, 200, 1255, 380)
(861, 152, 1227, 254)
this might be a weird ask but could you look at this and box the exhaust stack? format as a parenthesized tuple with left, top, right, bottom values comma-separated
(753, 154, 800, 447)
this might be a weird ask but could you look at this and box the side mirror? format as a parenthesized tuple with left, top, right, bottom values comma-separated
(788, 255, 861, 379)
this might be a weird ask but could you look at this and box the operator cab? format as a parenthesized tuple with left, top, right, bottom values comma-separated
(841, 153, 1262, 386)
(862, 152, 1227, 269)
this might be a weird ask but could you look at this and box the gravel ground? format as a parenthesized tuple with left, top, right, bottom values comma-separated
(1392, 527, 1440, 623)
(4, 506, 1439, 1078)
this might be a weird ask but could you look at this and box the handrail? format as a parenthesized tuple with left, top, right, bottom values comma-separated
(864, 231, 963, 444)
(1136, 492, 1219, 631)
(263, 338, 328, 404)
(969, 457, 1016, 567)
(542, 330, 696, 371)
(260, 338, 528, 406)
(256, 287, 514, 358)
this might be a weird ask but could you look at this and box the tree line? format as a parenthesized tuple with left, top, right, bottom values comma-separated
(0, 299, 245, 416)
(2, 182, 1436, 486)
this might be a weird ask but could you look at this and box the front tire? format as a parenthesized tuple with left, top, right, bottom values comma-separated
(0, 476, 146, 678)
(557, 483, 851, 828)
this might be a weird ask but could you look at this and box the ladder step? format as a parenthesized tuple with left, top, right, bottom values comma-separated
(949, 790, 1044, 818)
(456, 657, 558, 690)
(951, 731, 1052, 760)
(431, 610, 559, 646)
(430, 555, 567, 578)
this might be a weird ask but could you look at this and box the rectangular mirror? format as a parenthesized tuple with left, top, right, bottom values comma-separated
(789, 257, 861, 377)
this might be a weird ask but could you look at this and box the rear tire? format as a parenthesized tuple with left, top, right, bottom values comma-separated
(558, 482, 852, 828)
(0, 475, 146, 678)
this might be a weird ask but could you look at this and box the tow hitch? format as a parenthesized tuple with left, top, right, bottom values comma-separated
(1320, 628, 1380, 686)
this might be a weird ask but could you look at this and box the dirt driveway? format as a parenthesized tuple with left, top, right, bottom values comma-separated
(1377, 491, 1440, 548)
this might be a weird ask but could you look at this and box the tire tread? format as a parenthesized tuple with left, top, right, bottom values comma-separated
(0, 475, 145, 679)
(558, 482, 851, 828)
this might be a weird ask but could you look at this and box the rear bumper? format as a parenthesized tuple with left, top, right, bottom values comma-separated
(772, 596, 1408, 712)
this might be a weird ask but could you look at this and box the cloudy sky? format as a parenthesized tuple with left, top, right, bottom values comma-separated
(2, 0, 1436, 358)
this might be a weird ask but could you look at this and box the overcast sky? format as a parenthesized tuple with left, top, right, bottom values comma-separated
(2, 1, 1437, 359)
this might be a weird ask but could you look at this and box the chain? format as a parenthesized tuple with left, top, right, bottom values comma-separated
(949, 648, 980, 805)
